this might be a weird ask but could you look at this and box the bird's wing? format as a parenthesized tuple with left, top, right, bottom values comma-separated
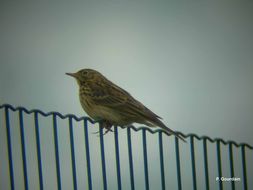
(86, 80, 186, 142)
(85, 81, 127, 105)
(86, 80, 162, 120)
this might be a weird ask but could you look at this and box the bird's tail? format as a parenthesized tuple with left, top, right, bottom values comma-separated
(146, 119, 186, 143)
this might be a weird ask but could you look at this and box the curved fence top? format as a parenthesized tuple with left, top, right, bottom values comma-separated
(1, 103, 252, 149)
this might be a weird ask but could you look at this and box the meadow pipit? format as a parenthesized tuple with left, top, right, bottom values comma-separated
(66, 69, 185, 142)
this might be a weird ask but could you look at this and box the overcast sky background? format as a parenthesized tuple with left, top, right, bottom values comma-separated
(1, 1, 253, 189)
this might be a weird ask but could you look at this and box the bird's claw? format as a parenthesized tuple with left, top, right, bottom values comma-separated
(92, 120, 114, 136)
(92, 128, 114, 136)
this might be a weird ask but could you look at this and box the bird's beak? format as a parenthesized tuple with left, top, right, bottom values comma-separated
(66, 72, 77, 78)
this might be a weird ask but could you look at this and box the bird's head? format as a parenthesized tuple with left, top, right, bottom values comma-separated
(66, 69, 102, 85)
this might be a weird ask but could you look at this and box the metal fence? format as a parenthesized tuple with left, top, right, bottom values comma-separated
(0, 104, 252, 190)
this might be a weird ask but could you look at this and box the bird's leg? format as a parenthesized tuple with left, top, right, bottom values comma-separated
(93, 120, 113, 135)
(102, 122, 114, 135)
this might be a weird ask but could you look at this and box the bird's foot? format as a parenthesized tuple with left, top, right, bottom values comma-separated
(92, 128, 114, 135)
(92, 120, 113, 136)
(102, 127, 114, 135)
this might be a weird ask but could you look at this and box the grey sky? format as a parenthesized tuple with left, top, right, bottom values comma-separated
(1, 1, 252, 143)
(1, 1, 253, 189)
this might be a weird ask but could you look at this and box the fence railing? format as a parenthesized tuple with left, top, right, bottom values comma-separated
(0, 104, 252, 190)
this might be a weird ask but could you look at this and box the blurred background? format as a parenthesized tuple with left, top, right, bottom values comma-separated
(1, 1, 253, 190)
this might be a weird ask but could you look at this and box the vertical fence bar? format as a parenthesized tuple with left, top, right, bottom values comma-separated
(114, 127, 122, 190)
(34, 112, 43, 190)
(175, 137, 182, 190)
(84, 120, 92, 190)
(19, 110, 29, 190)
(158, 132, 165, 190)
(69, 117, 77, 190)
(127, 128, 135, 190)
(203, 139, 209, 190)
(228, 143, 235, 190)
(5, 107, 15, 190)
(52, 114, 62, 190)
(216, 140, 223, 190)
(190, 136, 197, 190)
(142, 129, 149, 190)
(241, 145, 248, 190)
(99, 127, 107, 190)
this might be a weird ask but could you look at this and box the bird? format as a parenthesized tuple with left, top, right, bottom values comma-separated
(66, 69, 185, 142)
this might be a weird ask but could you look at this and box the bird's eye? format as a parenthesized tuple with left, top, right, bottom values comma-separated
(82, 71, 88, 76)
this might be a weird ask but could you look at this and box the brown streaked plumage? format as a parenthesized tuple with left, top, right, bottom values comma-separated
(66, 69, 185, 142)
